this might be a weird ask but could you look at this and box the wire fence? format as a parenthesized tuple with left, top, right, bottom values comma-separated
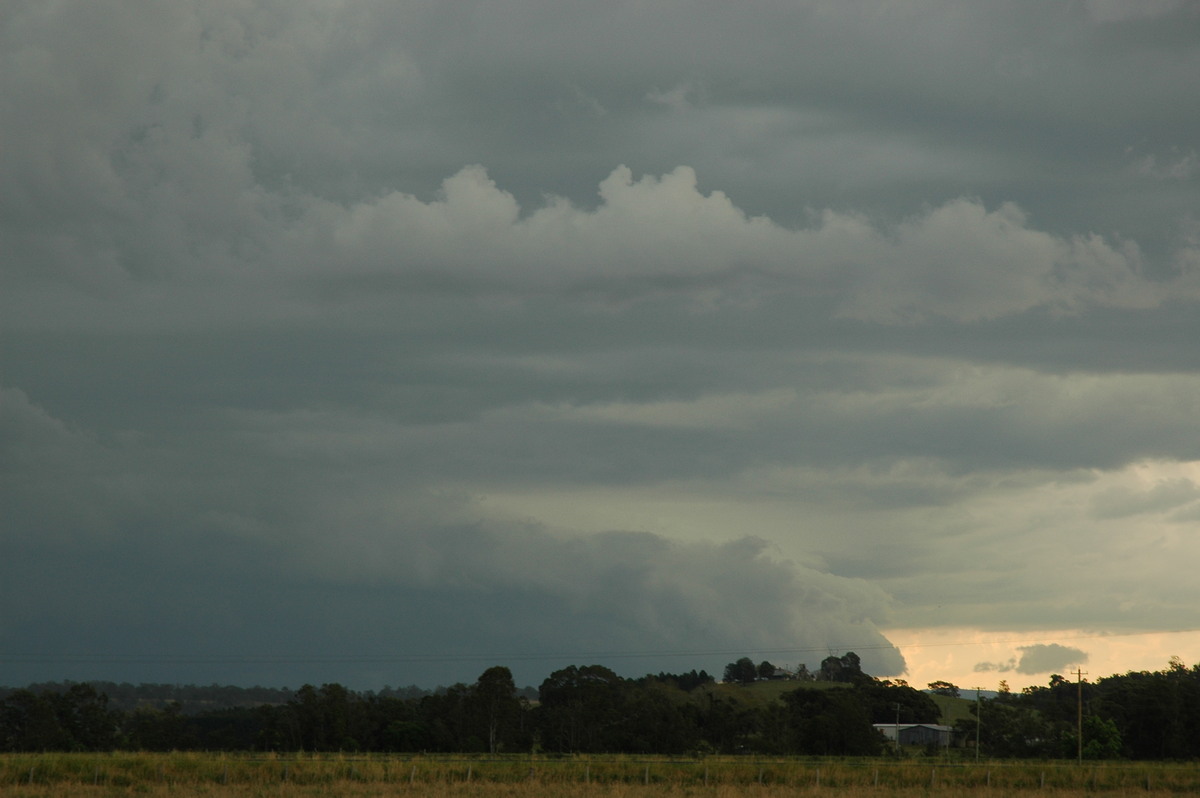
(4, 752, 1200, 791)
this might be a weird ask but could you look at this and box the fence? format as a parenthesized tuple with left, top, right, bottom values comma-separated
(4, 752, 1200, 791)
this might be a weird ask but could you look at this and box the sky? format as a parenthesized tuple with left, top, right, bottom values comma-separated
(3, 0, 1200, 694)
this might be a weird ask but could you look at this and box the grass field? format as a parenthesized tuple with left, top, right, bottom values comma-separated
(2, 785, 1195, 797)
(4, 753, 1200, 796)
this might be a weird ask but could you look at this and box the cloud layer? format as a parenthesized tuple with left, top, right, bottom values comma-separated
(3, 0, 1200, 689)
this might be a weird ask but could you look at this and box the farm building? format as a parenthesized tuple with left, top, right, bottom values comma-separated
(873, 723, 956, 748)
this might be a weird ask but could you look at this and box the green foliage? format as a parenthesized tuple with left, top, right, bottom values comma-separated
(782, 688, 882, 755)
(7, 656, 1200, 759)
(534, 664, 699, 754)
(856, 681, 940, 725)
(927, 680, 960, 698)
(723, 657, 758, 685)
(1089, 661, 1200, 759)
(636, 669, 714, 692)
(1081, 715, 1122, 760)
(819, 652, 870, 685)
(471, 666, 525, 754)
(958, 697, 1055, 758)
(0, 684, 116, 752)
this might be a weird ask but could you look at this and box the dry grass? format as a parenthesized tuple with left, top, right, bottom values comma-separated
(3, 784, 1200, 798)
(4, 753, 1200, 796)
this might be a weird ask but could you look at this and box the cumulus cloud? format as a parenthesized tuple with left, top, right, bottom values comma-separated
(1128, 148, 1199, 181)
(4, 0, 1200, 692)
(646, 82, 703, 113)
(4, 156, 1176, 332)
(286, 167, 1170, 324)
(975, 644, 1089, 675)
(4, 2, 1196, 331)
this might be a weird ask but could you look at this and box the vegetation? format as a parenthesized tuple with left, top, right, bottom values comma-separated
(5, 656, 1200, 760)
(954, 658, 1200, 760)
(4, 752, 1200, 795)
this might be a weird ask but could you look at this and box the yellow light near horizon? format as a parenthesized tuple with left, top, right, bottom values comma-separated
(887, 626, 1200, 692)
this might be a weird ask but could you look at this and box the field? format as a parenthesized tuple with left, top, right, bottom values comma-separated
(4, 753, 1200, 796)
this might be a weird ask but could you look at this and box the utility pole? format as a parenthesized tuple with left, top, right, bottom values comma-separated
(974, 687, 983, 762)
(1074, 668, 1088, 764)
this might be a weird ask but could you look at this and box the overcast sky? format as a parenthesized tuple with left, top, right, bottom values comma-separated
(4, 0, 1200, 692)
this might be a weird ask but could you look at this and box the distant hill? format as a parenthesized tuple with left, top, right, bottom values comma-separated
(693, 679, 977, 728)
(0, 681, 297, 714)
(0, 680, 542, 715)
(924, 692, 977, 726)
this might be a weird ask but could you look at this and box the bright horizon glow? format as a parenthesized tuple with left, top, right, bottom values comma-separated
(889, 626, 1200, 693)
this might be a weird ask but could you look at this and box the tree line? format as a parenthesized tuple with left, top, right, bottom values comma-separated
(0, 656, 930, 755)
(3, 656, 1200, 758)
(959, 657, 1200, 760)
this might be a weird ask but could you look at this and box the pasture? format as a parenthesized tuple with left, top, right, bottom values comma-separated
(4, 752, 1200, 796)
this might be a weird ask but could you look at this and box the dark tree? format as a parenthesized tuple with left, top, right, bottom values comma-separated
(0, 684, 117, 751)
(280, 683, 374, 751)
(420, 684, 479, 751)
(535, 665, 627, 752)
(927, 680, 960, 698)
(957, 697, 1054, 758)
(782, 688, 882, 755)
(696, 692, 761, 753)
(819, 652, 869, 684)
(858, 681, 941, 724)
(121, 704, 188, 751)
(469, 666, 525, 753)
(617, 680, 700, 754)
(724, 657, 758, 685)
(638, 669, 714, 692)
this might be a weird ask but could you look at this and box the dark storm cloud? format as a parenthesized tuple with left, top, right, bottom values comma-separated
(0, 384, 903, 687)
(3, 1, 1200, 689)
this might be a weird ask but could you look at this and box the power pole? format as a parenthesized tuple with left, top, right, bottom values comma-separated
(974, 687, 983, 762)
(1074, 668, 1088, 764)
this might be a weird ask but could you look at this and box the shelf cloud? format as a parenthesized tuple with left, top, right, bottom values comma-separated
(3, 0, 1199, 689)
